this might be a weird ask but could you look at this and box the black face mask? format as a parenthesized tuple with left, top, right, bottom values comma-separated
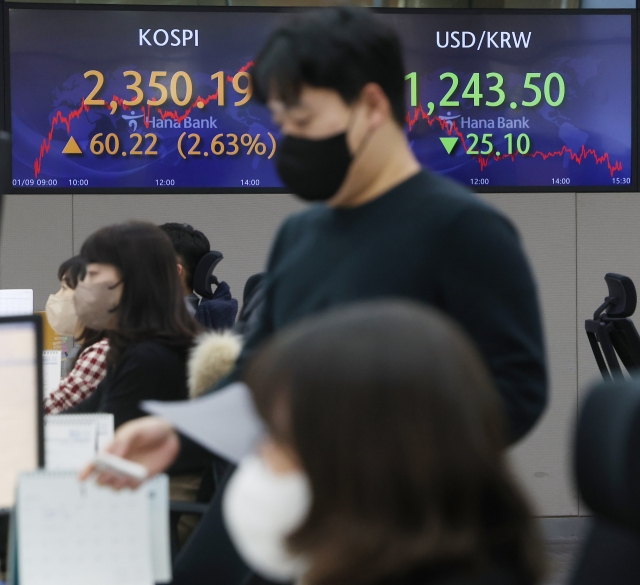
(276, 132, 352, 202)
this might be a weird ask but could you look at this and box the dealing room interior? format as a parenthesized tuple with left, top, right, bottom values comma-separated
(0, 1, 639, 585)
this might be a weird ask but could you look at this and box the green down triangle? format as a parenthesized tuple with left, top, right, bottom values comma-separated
(440, 137, 459, 155)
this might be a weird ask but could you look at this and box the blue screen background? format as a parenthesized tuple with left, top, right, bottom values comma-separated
(8, 9, 633, 190)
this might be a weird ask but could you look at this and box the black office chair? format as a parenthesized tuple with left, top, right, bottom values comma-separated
(193, 251, 224, 299)
(235, 273, 266, 336)
(570, 380, 640, 585)
(585, 273, 640, 381)
(192, 251, 238, 330)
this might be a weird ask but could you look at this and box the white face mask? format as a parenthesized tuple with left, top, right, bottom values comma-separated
(223, 454, 312, 582)
(45, 289, 79, 337)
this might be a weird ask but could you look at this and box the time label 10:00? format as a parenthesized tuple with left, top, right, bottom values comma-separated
(404, 71, 565, 109)
(84, 69, 252, 109)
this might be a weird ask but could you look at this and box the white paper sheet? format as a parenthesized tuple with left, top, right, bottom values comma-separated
(42, 350, 62, 399)
(95, 414, 115, 453)
(142, 382, 264, 463)
(0, 289, 33, 316)
(45, 414, 115, 471)
(147, 475, 172, 583)
(17, 471, 154, 585)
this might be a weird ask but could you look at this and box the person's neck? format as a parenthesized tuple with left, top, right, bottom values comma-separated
(329, 127, 421, 209)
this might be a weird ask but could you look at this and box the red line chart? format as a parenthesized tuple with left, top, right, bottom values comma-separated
(33, 61, 255, 177)
(33, 73, 624, 179)
(405, 103, 624, 177)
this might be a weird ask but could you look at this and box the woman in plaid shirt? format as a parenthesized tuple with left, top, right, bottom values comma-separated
(44, 256, 108, 414)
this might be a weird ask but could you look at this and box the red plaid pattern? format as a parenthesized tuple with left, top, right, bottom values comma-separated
(44, 338, 109, 414)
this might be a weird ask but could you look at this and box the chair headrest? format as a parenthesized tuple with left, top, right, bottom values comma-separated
(604, 273, 637, 318)
(193, 251, 223, 300)
(243, 273, 266, 305)
(575, 380, 640, 530)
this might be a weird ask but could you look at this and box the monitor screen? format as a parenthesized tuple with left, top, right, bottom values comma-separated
(5, 7, 636, 193)
(0, 316, 42, 508)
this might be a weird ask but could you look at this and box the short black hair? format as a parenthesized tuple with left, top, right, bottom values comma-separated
(159, 223, 210, 291)
(253, 7, 406, 126)
(57, 255, 85, 289)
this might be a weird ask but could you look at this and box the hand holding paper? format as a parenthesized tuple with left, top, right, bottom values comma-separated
(80, 383, 263, 490)
(79, 416, 180, 489)
(142, 382, 264, 463)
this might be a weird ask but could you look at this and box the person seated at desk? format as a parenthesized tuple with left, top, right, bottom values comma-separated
(44, 255, 108, 414)
(64, 221, 200, 429)
(160, 222, 237, 330)
(159, 222, 211, 317)
(91, 301, 544, 585)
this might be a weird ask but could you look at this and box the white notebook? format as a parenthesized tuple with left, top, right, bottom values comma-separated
(12, 472, 171, 585)
(45, 414, 115, 472)
(42, 350, 62, 399)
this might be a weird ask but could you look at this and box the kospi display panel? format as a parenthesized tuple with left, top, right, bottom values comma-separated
(5, 6, 636, 193)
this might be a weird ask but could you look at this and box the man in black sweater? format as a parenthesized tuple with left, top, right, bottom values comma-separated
(224, 169, 545, 442)
(94, 8, 547, 583)
(214, 7, 547, 443)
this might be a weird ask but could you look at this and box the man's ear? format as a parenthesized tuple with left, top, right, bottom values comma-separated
(360, 82, 391, 129)
(177, 263, 184, 277)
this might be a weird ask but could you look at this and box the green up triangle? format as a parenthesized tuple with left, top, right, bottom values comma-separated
(440, 137, 459, 155)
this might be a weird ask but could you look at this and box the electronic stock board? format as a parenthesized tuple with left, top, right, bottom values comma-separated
(5, 6, 636, 192)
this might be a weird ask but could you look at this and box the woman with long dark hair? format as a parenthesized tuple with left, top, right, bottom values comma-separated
(64, 221, 200, 428)
(224, 301, 544, 585)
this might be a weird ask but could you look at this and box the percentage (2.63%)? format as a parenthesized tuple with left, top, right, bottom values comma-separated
(178, 132, 277, 160)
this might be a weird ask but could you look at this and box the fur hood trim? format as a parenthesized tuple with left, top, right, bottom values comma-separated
(188, 331, 242, 398)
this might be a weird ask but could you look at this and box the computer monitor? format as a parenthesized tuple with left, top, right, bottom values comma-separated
(0, 315, 43, 509)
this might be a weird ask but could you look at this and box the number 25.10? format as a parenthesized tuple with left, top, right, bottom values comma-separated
(466, 133, 531, 155)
